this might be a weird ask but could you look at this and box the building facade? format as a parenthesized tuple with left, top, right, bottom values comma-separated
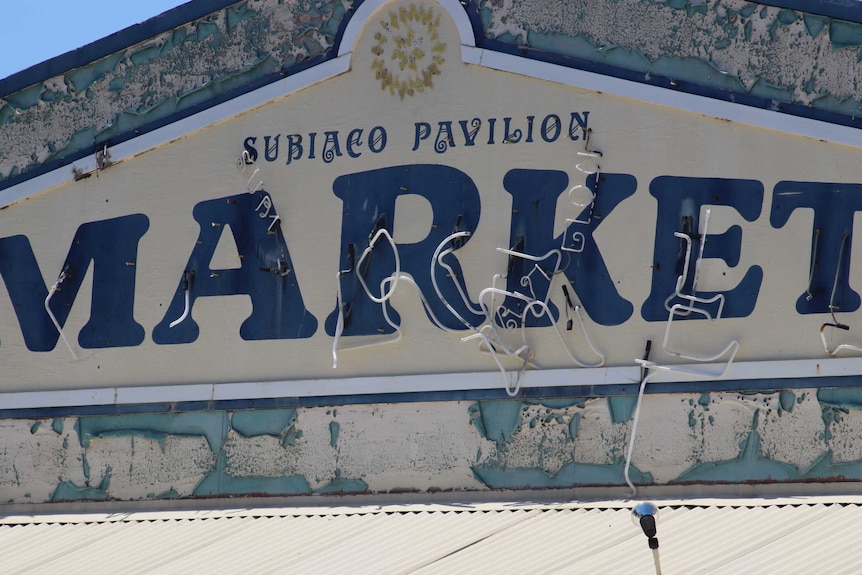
(2, 0, 862, 505)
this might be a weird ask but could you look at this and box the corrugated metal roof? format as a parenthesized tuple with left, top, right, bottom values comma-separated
(1, 498, 861, 574)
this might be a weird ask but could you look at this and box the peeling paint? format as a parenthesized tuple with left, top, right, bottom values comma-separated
(778, 390, 795, 413)
(6, 0, 862, 189)
(472, 461, 652, 489)
(1, 0, 348, 182)
(50, 467, 111, 502)
(608, 396, 637, 423)
(231, 409, 297, 438)
(329, 420, 340, 447)
(469, 400, 523, 445)
(3, 386, 862, 504)
(677, 431, 798, 482)
(76, 412, 228, 452)
(803, 451, 862, 480)
(193, 451, 312, 496)
(314, 476, 369, 493)
(481, 0, 862, 112)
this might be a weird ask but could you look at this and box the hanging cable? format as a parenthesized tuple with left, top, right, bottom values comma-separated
(624, 340, 652, 497)
(44, 267, 77, 360)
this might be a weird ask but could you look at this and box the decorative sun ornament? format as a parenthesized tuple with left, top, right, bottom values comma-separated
(370, 4, 446, 100)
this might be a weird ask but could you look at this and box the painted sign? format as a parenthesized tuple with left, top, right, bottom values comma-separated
(3, 0, 862, 397)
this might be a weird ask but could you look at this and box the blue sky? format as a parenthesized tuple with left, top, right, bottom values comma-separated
(0, 0, 189, 80)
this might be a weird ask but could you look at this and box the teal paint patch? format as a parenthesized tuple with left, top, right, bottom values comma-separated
(282, 426, 303, 447)
(479, 6, 492, 31)
(227, 3, 258, 31)
(528, 32, 650, 74)
(803, 451, 862, 481)
(685, 3, 707, 16)
(231, 409, 297, 438)
(821, 405, 847, 441)
(93, 99, 175, 140)
(810, 93, 862, 116)
(51, 417, 63, 434)
(608, 396, 637, 423)
(777, 9, 798, 26)
(175, 56, 276, 110)
(195, 20, 222, 42)
(676, 431, 799, 482)
(817, 387, 862, 410)
(468, 403, 486, 437)
(569, 413, 582, 438)
(39, 88, 66, 104)
(29, 421, 40, 434)
(65, 52, 124, 93)
(747, 79, 793, 102)
(50, 467, 111, 502)
(193, 452, 311, 496)
(779, 390, 796, 412)
(171, 26, 188, 47)
(76, 412, 228, 452)
(803, 13, 829, 38)
(0, 103, 15, 124)
(830, 20, 862, 50)
(4, 84, 44, 111)
(472, 461, 652, 489)
(329, 421, 340, 447)
(43, 126, 97, 165)
(697, 393, 710, 407)
(649, 56, 747, 93)
(739, 4, 756, 18)
(537, 398, 587, 409)
(471, 400, 522, 445)
(155, 488, 180, 499)
(494, 31, 524, 45)
(314, 477, 369, 494)
(51, 481, 110, 502)
(129, 45, 162, 67)
(320, 3, 346, 37)
(714, 37, 731, 50)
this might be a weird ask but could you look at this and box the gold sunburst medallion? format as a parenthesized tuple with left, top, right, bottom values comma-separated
(370, 4, 446, 100)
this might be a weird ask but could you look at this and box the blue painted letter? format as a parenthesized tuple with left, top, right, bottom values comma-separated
(0, 214, 148, 350)
(642, 177, 763, 321)
(325, 164, 483, 336)
(771, 181, 862, 315)
(153, 190, 317, 344)
(502, 170, 636, 326)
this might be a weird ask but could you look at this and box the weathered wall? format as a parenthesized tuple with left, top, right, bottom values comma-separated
(4, 386, 862, 504)
(3, 0, 862, 508)
(4, 0, 862, 188)
(0, 0, 348, 185)
(480, 0, 862, 110)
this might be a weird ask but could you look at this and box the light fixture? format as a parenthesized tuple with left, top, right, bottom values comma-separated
(632, 502, 662, 574)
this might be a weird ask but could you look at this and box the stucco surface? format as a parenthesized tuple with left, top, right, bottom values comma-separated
(4, 0, 862, 187)
(0, 0, 347, 184)
(2, 387, 860, 504)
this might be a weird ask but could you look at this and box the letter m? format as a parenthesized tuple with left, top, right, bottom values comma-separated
(0, 214, 148, 351)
